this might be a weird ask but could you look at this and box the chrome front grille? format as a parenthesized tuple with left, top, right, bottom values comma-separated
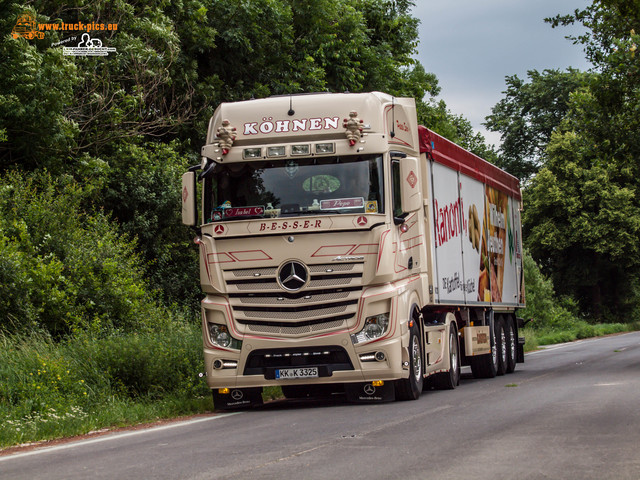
(223, 262, 363, 337)
(246, 319, 347, 336)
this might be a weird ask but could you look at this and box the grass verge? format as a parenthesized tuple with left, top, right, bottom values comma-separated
(0, 322, 212, 449)
(522, 321, 640, 352)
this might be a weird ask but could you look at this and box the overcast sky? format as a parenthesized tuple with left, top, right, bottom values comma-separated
(412, 0, 592, 146)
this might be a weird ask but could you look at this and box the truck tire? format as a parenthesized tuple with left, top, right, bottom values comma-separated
(395, 317, 423, 400)
(433, 325, 460, 390)
(496, 317, 507, 376)
(504, 316, 517, 373)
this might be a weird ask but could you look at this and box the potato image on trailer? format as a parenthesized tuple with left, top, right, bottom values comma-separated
(468, 204, 480, 251)
(12, 14, 44, 40)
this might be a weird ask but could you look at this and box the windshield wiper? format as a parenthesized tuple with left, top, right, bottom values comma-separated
(311, 209, 345, 215)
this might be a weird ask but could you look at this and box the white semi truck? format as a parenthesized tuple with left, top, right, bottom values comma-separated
(182, 92, 525, 408)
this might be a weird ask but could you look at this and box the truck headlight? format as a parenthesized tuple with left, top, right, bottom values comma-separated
(351, 313, 390, 344)
(208, 323, 242, 349)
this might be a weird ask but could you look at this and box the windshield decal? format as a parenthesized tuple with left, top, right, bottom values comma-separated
(321, 197, 364, 210)
(224, 206, 265, 218)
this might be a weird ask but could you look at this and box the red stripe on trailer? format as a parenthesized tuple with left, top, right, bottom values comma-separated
(418, 125, 521, 200)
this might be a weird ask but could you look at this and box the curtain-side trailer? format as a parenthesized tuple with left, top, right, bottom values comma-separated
(182, 91, 525, 408)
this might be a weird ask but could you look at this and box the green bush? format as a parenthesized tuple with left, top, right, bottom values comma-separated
(0, 171, 174, 337)
(0, 322, 210, 447)
(520, 250, 590, 332)
(101, 141, 200, 309)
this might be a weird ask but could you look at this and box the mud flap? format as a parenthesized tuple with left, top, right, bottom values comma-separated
(517, 336, 525, 363)
(212, 387, 263, 410)
(344, 382, 395, 403)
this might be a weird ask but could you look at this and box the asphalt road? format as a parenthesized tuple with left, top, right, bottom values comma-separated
(2, 332, 639, 480)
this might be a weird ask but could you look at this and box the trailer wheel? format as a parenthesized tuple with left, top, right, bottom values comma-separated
(504, 316, 517, 373)
(496, 317, 507, 376)
(433, 325, 460, 389)
(395, 314, 423, 400)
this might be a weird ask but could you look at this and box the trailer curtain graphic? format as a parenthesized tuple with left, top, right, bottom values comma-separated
(430, 158, 522, 305)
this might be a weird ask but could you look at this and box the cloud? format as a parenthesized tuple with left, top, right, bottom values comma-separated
(412, 0, 591, 146)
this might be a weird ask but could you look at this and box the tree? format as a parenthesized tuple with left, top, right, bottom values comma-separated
(521, 0, 640, 319)
(1, 0, 497, 321)
(484, 69, 592, 182)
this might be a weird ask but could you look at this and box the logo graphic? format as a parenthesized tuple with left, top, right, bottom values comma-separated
(284, 161, 299, 179)
(182, 186, 189, 203)
(363, 384, 376, 395)
(63, 33, 116, 56)
(277, 261, 308, 291)
(12, 13, 44, 40)
(231, 390, 244, 401)
(356, 216, 368, 226)
(365, 201, 378, 213)
(406, 171, 418, 188)
(214, 225, 225, 235)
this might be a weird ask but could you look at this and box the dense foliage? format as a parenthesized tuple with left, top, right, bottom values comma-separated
(0, 0, 498, 337)
(487, 0, 640, 320)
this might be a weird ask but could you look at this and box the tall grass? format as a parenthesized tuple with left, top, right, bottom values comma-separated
(522, 321, 639, 352)
(0, 321, 211, 448)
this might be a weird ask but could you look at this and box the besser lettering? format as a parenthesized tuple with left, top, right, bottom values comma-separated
(258, 219, 322, 231)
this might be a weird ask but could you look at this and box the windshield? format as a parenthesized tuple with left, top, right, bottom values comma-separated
(205, 155, 384, 222)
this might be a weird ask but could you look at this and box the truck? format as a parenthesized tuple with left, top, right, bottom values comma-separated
(181, 91, 525, 408)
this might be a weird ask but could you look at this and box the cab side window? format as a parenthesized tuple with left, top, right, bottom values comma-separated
(391, 160, 402, 218)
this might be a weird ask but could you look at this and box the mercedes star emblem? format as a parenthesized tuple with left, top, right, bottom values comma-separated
(277, 260, 308, 291)
(363, 384, 376, 395)
(231, 389, 244, 401)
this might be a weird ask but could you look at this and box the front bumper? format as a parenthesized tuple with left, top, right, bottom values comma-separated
(203, 330, 409, 389)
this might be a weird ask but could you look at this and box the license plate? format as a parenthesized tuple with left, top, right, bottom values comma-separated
(275, 367, 319, 379)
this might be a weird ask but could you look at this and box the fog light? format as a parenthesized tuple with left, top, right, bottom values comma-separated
(374, 351, 386, 362)
(372, 380, 384, 387)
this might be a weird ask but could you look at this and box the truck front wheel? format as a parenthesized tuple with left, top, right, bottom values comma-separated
(395, 315, 423, 401)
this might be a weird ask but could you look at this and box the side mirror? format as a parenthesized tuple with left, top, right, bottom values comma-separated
(399, 156, 421, 213)
(181, 171, 197, 226)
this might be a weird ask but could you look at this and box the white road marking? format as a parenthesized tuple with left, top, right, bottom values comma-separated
(0, 412, 242, 462)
